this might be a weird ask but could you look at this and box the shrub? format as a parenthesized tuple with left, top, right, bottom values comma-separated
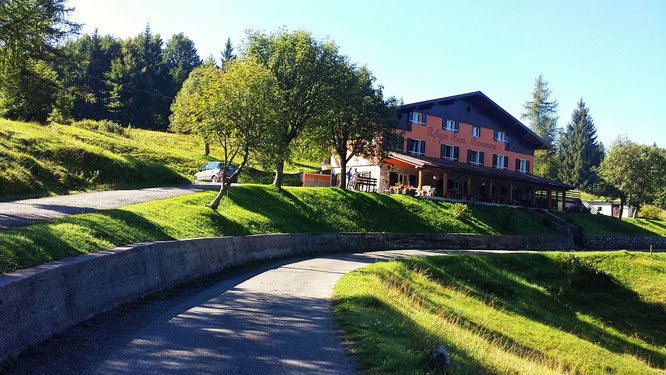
(71, 119, 127, 136)
(451, 203, 471, 221)
(639, 205, 664, 220)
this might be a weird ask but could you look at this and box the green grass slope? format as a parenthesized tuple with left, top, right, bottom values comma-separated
(557, 212, 666, 236)
(0, 185, 559, 274)
(0, 119, 316, 199)
(332, 251, 666, 375)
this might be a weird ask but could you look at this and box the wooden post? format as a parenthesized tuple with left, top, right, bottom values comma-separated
(442, 173, 448, 198)
(418, 169, 423, 191)
(509, 182, 513, 203)
(466, 176, 471, 198)
(531, 187, 536, 207)
(489, 179, 494, 201)
(547, 190, 552, 210)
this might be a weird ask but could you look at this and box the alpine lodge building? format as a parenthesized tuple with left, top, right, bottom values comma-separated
(330, 91, 573, 210)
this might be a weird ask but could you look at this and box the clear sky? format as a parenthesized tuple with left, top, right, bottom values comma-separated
(67, 0, 665, 148)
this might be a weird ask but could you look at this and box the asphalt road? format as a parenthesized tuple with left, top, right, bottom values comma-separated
(5, 249, 518, 375)
(0, 183, 220, 229)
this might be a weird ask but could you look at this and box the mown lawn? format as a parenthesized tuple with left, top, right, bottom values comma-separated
(0, 185, 560, 274)
(332, 251, 666, 375)
(557, 212, 666, 236)
(0, 119, 316, 199)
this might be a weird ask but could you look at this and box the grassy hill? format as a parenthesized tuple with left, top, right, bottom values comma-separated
(557, 212, 666, 237)
(0, 119, 315, 199)
(332, 251, 666, 375)
(0, 185, 560, 274)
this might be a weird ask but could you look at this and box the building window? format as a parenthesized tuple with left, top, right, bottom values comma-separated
(467, 150, 484, 165)
(408, 112, 426, 125)
(516, 158, 530, 173)
(493, 154, 508, 169)
(388, 134, 405, 151)
(441, 144, 459, 161)
(407, 138, 426, 156)
(443, 119, 459, 132)
(494, 130, 507, 142)
(472, 126, 480, 137)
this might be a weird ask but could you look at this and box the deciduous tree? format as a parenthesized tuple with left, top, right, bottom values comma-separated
(170, 60, 279, 209)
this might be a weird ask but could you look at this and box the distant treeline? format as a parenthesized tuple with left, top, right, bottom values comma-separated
(2, 25, 207, 130)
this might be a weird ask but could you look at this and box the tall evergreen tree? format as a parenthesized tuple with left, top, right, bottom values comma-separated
(220, 37, 236, 68)
(521, 75, 561, 179)
(163, 33, 202, 95)
(522, 75, 559, 147)
(558, 99, 605, 191)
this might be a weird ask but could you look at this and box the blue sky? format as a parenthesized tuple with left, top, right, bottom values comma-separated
(67, 0, 666, 148)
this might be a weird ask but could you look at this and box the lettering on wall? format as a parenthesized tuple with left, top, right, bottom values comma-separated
(426, 127, 448, 143)
(471, 138, 497, 150)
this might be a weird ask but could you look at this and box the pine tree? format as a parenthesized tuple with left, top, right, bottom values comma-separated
(558, 99, 605, 191)
(163, 33, 202, 95)
(521, 75, 561, 179)
(220, 37, 236, 68)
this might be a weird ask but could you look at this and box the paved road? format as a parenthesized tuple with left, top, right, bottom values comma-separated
(0, 183, 220, 229)
(5, 249, 519, 375)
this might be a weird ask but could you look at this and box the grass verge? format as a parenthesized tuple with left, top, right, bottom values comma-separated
(557, 212, 666, 236)
(331, 251, 666, 374)
(0, 185, 559, 274)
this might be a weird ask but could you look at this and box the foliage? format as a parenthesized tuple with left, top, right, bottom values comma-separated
(638, 205, 665, 221)
(163, 32, 202, 95)
(598, 137, 666, 216)
(332, 252, 666, 374)
(451, 202, 471, 221)
(309, 61, 398, 189)
(170, 59, 279, 208)
(70, 119, 127, 136)
(532, 149, 561, 180)
(558, 99, 605, 191)
(521, 75, 559, 147)
(0, 185, 560, 274)
(220, 37, 236, 67)
(245, 29, 342, 187)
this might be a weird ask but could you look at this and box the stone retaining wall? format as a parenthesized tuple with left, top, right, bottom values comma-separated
(0, 232, 572, 360)
(585, 235, 666, 250)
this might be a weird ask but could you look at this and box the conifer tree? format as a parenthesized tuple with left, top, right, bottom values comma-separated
(521, 75, 561, 179)
(220, 37, 236, 68)
(558, 99, 605, 191)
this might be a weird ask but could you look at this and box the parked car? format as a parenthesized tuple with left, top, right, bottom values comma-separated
(194, 162, 237, 182)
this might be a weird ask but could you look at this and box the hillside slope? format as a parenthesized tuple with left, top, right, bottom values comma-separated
(0, 185, 560, 273)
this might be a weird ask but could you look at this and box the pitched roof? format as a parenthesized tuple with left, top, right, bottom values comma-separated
(388, 152, 573, 190)
(398, 91, 549, 150)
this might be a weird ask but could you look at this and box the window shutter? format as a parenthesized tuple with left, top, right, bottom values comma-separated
(408, 112, 414, 123)
(515, 158, 520, 171)
(422, 114, 427, 124)
(467, 149, 472, 163)
(526, 160, 531, 174)
(454, 146, 459, 161)
(493, 154, 497, 167)
(494, 129, 498, 141)
(479, 152, 485, 166)
(503, 156, 509, 170)
(420, 140, 426, 154)
(455, 121, 459, 131)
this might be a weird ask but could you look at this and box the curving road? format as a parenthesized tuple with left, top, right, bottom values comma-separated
(0, 183, 220, 229)
(5, 249, 521, 375)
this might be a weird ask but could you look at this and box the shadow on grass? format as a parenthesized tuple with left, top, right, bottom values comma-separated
(398, 254, 666, 368)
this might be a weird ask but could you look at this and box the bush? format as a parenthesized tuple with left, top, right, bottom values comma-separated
(71, 119, 128, 136)
(451, 203, 471, 221)
(638, 205, 664, 220)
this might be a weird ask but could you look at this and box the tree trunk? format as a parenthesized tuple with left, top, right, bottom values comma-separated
(632, 204, 639, 219)
(204, 142, 210, 156)
(339, 157, 347, 190)
(273, 159, 284, 188)
(207, 181, 228, 210)
(618, 195, 625, 221)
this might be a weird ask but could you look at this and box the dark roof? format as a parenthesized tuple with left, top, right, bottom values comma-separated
(388, 152, 573, 190)
(398, 91, 549, 150)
